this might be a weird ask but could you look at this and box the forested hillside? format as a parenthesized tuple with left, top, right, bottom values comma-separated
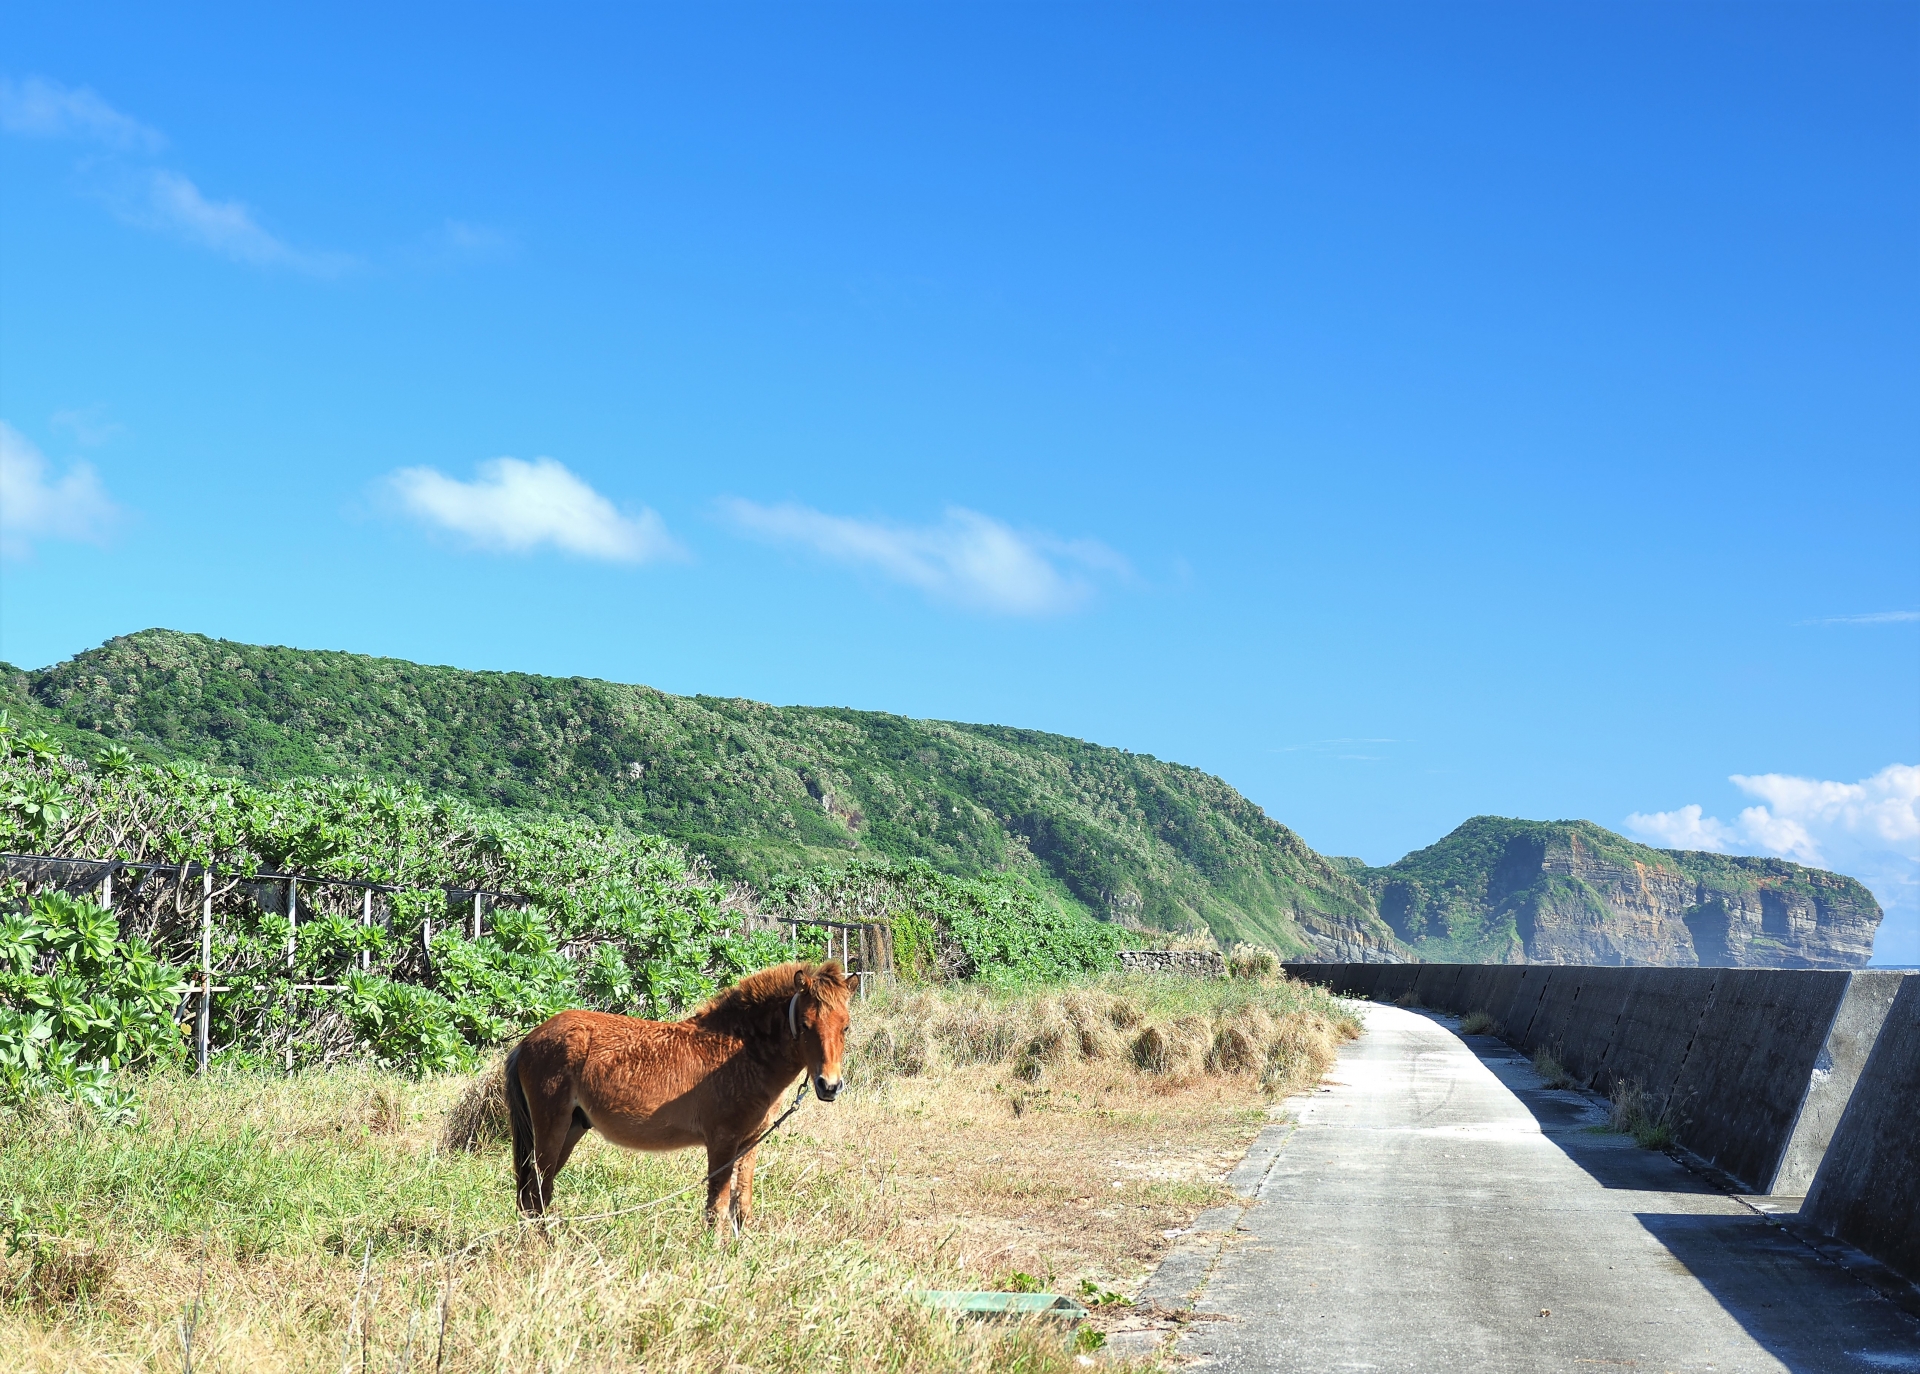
(3, 630, 1404, 958)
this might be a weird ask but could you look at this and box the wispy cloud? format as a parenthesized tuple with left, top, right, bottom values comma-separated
(6, 73, 352, 273)
(1273, 738, 1398, 762)
(0, 420, 124, 560)
(0, 75, 164, 151)
(1801, 611, 1920, 626)
(1627, 764, 1920, 963)
(50, 406, 125, 448)
(387, 457, 683, 564)
(723, 500, 1127, 616)
(113, 169, 351, 273)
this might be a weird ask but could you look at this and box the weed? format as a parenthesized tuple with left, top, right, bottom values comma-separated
(1393, 989, 1422, 1008)
(1532, 1045, 1574, 1090)
(1078, 1279, 1132, 1308)
(1609, 1079, 1677, 1150)
(1227, 944, 1280, 980)
(1459, 1010, 1502, 1037)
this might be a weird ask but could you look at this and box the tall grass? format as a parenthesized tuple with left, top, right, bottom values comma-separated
(1, 973, 1359, 1372)
(1608, 1079, 1677, 1150)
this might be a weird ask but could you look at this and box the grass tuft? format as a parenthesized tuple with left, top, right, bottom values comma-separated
(1458, 1010, 1503, 1037)
(440, 1053, 511, 1153)
(1608, 1078, 1677, 1150)
(1532, 1045, 1574, 1090)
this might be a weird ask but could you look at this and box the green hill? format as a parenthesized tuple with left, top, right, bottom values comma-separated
(1355, 816, 1881, 968)
(2, 630, 1404, 959)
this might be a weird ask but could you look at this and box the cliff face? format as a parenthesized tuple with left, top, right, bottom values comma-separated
(1365, 817, 1880, 968)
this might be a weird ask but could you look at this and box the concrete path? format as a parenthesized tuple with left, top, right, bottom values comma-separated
(1170, 1004, 1920, 1372)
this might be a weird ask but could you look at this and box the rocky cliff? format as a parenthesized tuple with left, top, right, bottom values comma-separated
(1360, 817, 1880, 968)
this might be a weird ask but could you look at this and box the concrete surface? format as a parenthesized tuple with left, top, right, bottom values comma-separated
(1285, 964, 1905, 1195)
(1173, 1005, 1920, 1372)
(1806, 977, 1920, 1284)
(1777, 972, 1909, 1196)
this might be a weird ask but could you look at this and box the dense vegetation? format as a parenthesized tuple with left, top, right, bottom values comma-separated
(0, 715, 1129, 1095)
(1354, 815, 1881, 963)
(2, 630, 1400, 956)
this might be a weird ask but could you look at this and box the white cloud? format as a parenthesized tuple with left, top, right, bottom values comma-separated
(1627, 764, 1920, 965)
(119, 170, 351, 274)
(0, 421, 123, 559)
(722, 500, 1127, 616)
(387, 457, 683, 564)
(1806, 611, 1920, 626)
(1729, 766, 1920, 865)
(1619, 803, 1742, 853)
(0, 75, 164, 150)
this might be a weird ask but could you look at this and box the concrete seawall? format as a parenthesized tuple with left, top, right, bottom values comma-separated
(1286, 962, 1918, 1284)
(1803, 974, 1920, 1282)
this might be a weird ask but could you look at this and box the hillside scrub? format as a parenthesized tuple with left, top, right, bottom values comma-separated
(4, 630, 1403, 956)
(760, 857, 1135, 986)
(0, 975, 1359, 1372)
(0, 720, 1138, 1093)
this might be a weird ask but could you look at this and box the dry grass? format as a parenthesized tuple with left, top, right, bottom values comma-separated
(1457, 1010, 1502, 1037)
(1531, 1044, 1574, 1090)
(1607, 1078, 1677, 1150)
(0, 973, 1359, 1372)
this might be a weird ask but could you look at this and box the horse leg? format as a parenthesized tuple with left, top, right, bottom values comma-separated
(544, 1108, 596, 1209)
(704, 1138, 743, 1235)
(732, 1102, 779, 1231)
(515, 1053, 590, 1216)
(729, 1140, 760, 1230)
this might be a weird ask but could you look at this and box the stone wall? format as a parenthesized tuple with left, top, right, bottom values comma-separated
(1119, 949, 1227, 977)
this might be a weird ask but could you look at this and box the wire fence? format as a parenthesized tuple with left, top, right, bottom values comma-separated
(2, 852, 892, 1073)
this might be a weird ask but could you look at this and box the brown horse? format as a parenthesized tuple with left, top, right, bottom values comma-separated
(505, 960, 853, 1226)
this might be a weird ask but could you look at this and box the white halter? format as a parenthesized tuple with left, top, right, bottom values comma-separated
(788, 991, 802, 1039)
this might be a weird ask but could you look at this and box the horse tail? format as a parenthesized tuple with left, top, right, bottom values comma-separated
(505, 1042, 539, 1213)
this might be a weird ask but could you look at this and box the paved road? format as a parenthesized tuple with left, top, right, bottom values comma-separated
(1171, 1004, 1920, 1373)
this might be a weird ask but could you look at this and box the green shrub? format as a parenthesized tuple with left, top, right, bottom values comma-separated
(0, 891, 189, 1115)
(762, 858, 1133, 986)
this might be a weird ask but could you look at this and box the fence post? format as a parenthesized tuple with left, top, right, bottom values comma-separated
(361, 889, 372, 971)
(285, 877, 298, 1073)
(197, 869, 213, 1073)
(99, 866, 112, 911)
(473, 892, 485, 940)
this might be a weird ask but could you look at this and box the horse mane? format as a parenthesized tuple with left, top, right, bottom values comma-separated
(685, 960, 852, 1036)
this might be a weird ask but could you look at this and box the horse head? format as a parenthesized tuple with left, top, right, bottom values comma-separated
(789, 961, 854, 1101)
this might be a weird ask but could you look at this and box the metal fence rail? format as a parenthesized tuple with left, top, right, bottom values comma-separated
(2, 852, 892, 1072)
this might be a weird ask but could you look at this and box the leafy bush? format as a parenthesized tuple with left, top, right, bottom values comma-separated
(0, 891, 188, 1114)
(0, 720, 806, 1078)
(761, 857, 1133, 986)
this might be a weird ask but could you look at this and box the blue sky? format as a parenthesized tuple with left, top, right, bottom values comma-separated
(3, 3, 1916, 960)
